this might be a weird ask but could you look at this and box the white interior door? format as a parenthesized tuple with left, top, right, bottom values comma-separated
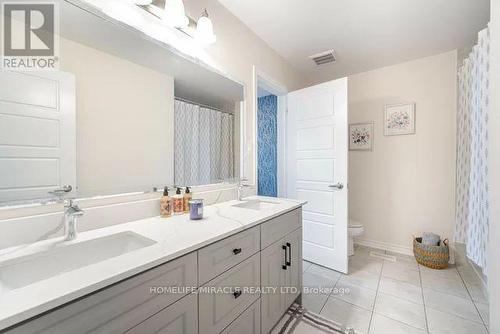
(286, 78, 348, 273)
(0, 71, 76, 203)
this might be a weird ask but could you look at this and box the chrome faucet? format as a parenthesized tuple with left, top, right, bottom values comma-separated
(64, 199, 84, 241)
(237, 179, 250, 201)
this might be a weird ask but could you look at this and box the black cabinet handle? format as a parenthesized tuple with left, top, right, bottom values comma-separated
(286, 242, 291, 266)
(232, 248, 242, 255)
(233, 290, 242, 299)
(282, 245, 287, 270)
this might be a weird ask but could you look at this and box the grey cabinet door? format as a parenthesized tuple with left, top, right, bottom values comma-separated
(285, 228, 302, 307)
(6, 252, 198, 334)
(260, 238, 287, 334)
(126, 293, 197, 334)
(221, 299, 260, 334)
(199, 253, 261, 334)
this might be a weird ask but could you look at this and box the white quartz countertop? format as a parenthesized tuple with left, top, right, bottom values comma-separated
(0, 196, 305, 330)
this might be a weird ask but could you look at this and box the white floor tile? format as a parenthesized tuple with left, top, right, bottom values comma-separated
(423, 288, 482, 323)
(333, 280, 377, 310)
(320, 297, 372, 334)
(338, 269, 381, 290)
(303, 260, 312, 272)
(385, 251, 417, 264)
(475, 302, 489, 326)
(419, 265, 461, 280)
(374, 293, 426, 329)
(420, 272, 468, 298)
(379, 276, 423, 305)
(466, 282, 489, 304)
(307, 263, 342, 282)
(349, 257, 384, 275)
(302, 292, 328, 314)
(369, 313, 426, 334)
(382, 262, 421, 286)
(426, 307, 488, 334)
(303, 271, 338, 295)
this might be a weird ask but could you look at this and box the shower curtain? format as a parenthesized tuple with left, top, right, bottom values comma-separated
(174, 99, 234, 186)
(454, 27, 490, 272)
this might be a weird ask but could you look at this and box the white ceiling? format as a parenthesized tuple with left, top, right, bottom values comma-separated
(218, 0, 490, 82)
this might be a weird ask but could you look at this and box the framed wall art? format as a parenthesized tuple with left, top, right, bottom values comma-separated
(384, 103, 416, 136)
(349, 122, 373, 151)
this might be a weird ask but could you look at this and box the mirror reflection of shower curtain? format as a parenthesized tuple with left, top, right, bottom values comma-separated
(174, 99, 234, 186)
(454, 26, 490, 273)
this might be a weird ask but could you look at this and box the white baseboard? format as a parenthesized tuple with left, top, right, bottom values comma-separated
(354, 238, 414, 257)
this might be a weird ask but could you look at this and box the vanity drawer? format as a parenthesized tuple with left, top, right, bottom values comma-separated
(199, 253, 261, 334)
(261, 208, 301, 249)
(198, 226, 260, 285)
(221, 299, 261, 334)
(126, 293, 198, 334)
(6, 252, 197, 334)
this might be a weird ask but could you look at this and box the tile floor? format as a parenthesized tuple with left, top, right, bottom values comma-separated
(302, 245, 489, 334)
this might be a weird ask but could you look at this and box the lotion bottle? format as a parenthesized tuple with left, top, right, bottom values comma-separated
(183, 187, 192, 213)
(160, 187, 172, 218)
(173, 187, 184, 215)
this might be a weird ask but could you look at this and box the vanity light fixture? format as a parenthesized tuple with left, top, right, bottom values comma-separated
(128, 0, 153, 5)
(162, 0, 189, 28)
(195, 9, 216, 45)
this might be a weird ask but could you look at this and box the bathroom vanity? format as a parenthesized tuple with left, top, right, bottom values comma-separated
(0, 198, 305, 334)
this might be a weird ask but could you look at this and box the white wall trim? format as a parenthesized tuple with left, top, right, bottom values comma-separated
(354, 238, 414, 256)
(252, 65, 288, 195)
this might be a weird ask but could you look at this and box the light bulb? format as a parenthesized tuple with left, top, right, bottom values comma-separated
(196, 9, 216, 44)
(162, 0, 189, 28)
(127, 0, 153, 5)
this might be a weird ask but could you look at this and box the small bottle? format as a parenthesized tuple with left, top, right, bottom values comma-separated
(173, 187, 184, 215)
(183, 187, 192, 213)
(160, 186, 173, 218)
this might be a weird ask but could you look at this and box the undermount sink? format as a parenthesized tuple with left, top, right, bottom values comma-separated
(232, 199, 279, 211)
(0, 232, 155, 290)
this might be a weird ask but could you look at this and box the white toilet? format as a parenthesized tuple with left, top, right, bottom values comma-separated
(348, 219, 365, 256)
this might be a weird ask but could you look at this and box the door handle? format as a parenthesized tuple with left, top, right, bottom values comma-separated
(329, 183, 344, 190)
(48, 185, 73, 196)
(286, 242, 291, 266)
(282, 245, 287, 270)
(232, 248, 242, 255)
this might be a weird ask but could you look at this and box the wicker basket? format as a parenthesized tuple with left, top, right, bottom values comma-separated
(413, 237, 450, 269)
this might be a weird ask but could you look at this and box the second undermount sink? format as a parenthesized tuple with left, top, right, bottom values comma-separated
(0, 232, 156, 291)
(232, 199, 279, 211)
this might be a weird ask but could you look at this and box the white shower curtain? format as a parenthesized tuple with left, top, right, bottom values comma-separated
(174, 99, 234, 186)
(454, 27, 490, 272)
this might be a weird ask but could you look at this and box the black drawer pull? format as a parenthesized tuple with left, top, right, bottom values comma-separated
(286, 242, 291, 266)
(233, 290, 242, 299)
(282, 245, 287, 270)
(232, 248, 242, 255)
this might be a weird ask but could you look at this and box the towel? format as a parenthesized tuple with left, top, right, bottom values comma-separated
(422, 232, 441, 246)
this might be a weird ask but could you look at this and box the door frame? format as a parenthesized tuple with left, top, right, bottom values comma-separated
(252, 66, 288, 197)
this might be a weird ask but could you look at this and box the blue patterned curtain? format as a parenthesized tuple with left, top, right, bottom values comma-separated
(257, 95, 278, 197)
(454, 27, 490, 273)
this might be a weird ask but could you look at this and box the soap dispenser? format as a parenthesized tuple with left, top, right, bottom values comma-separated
(183, 187, 192, 213)
(160, 186, 173, 218)
(173, 187, 184, 215)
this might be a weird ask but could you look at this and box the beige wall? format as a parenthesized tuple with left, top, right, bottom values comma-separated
(348, 51, 457, 252)
(183, 0, 306, 185)
(60, 38, 174, 197)
(488, 0, 499, 331)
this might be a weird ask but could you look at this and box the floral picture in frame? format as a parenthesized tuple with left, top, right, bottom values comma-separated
(349, 122, 373, 151)
(384, 103, 416, 136)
